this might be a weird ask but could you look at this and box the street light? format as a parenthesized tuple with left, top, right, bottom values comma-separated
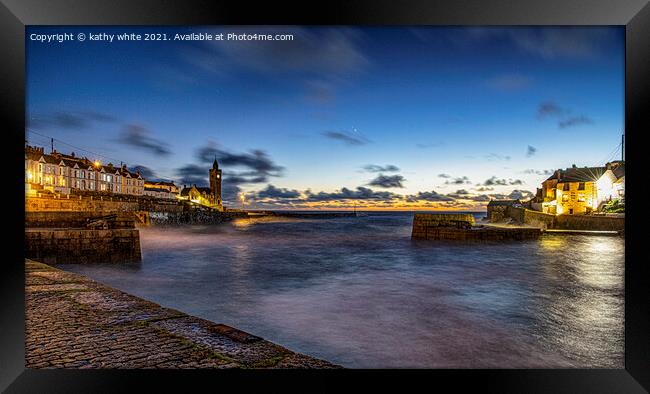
(240, 192, 245, 210)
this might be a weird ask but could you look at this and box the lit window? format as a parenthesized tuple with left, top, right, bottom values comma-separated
(578, 194, 585, 202)
(562, 194, 569, 202)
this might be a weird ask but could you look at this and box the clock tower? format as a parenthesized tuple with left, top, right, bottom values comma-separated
(209, 157, 222, 206)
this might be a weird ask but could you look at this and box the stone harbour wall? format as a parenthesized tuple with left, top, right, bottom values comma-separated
(555, 214, 624, 231)
(25, 260, 340, 369)
(149, 210, 248, 225)
(502, 207, 624, 231)
(413, 226, 541, 241)
(25, 196, 184, 214)
(25, 228, 141, 264)
(26, 211, 136, 229)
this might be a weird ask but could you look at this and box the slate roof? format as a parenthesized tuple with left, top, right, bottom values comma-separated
(545, 166, 606, 183)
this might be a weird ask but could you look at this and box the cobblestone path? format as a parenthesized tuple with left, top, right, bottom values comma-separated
(25, 260, 340, 369)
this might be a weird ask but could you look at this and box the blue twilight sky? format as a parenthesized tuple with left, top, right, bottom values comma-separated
(26, 26, 624, 210)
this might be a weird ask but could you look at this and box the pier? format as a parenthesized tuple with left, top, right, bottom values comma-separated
(412, 213, 542, 241)
(25, 259, 340, 369)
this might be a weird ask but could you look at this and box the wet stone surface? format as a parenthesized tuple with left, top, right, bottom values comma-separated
(25, 259, 340, 369)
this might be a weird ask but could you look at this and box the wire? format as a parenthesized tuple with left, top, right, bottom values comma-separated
(25, 128, 178, 182)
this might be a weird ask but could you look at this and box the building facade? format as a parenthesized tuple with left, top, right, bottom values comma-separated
(143, 180, 179, 200)
(178, 159, 223, 210)
(25, 145, 144, 196)
(539, 162, 624, 215)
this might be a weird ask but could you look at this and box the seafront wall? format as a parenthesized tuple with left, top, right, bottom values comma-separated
(505, 207, 556, 229)
(25, 228, 141, 264)
(26, 211, 136, 229)
(555, 214, 625, 231)
(25, 196, 184, 213)
(25, 259, 339, 369)
(503, 207, 624, 231)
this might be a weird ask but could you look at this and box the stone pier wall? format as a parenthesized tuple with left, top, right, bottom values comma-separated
(25, 260, 339, 369)
(25, 228, 141, 264)
(411, 213, 475, 238)
(149, 210, 248, 225)
(503, 206, 624, 231)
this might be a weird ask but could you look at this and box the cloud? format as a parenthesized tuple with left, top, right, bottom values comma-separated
(196, 141, 284, 184)
(438, 173, 451, 179)
(28, 110, 117, 130)
(559, 115, 593, 129)
(129, 165, 155, 180)
(537, 101, 593, 129)
(116, 124, 171, 156)
(368, 174, 405, 188)
(176, 164, 208, 186)
(537, 101, 567, 119)
(486, 74, 533, 91)
(322, 130, 370, 146)
(445, 176, 471, 185)
(363, 164, 400, 173)
(256, 184, 301, 199)
(405, 190, 454, 202)
(467, 194, 492, 202)
(483, 176, 507, 186)
(526, 145, 537, 157)
(475, 186, 494, 192)
(447, 189, 471, 198)
(191, 27, 368, 77)
(304, 80, 336, 104)
(450, 27, 616, 60)
(508, 190, 535, 200)
(305, 186, 398, 202)
(524, 169, 553, 176)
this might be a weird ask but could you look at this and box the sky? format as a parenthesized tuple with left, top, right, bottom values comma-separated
(26, 26, 624, 210)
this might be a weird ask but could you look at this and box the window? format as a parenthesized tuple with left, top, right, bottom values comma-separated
(578, 182, 585, 190)
(562, 194, 569, 202)
(578, 194, 585, 202)
(563, 183, 570, 191)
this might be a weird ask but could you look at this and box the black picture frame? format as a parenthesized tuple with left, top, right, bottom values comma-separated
(2, 0, 648, 392)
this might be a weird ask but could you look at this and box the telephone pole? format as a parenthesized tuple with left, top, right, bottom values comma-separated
(621, 131, 624, 162)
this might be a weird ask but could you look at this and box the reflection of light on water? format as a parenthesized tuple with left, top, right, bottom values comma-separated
(232, 218, 252, 229)
(232, 243, 252, 275)
(586, 237, 619, 254)
(577, 237, 622, 289)
(539, 236, 566, 251)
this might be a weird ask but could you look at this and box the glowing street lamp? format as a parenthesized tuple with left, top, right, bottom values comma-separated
(240, 192, 246, 210)
(94, 160, 101, 168)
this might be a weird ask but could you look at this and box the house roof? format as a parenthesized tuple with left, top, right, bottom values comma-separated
(546, 166, 606, 183)
(612, 164, 625, 179)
